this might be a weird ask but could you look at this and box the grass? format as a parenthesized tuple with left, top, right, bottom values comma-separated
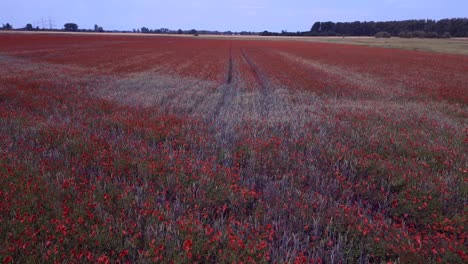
(303, 37, 468, 56)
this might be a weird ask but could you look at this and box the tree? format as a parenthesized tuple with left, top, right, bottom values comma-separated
(26, 24, 33, 31)
(320, 21, 335, 33)
(2, 23, 13, 30)
(141, 27, 149, 33)
(411, 30, 426, 38)
(441, 32, 452, 38)
(399, 31, 412, 38)
(94, 24, 104, 32)
(308, 18, 468, 38)
(177, 29, 183, 34)
(311, 22, 321, 32)
(189, 29, 198, 35)
(375, 31, 391, 38)
(64, 23, 78, 32)
(425, 31, 439, 38)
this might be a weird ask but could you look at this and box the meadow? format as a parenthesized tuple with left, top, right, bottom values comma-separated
(0, 33, 467, 263)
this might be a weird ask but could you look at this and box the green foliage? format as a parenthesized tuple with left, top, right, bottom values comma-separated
(310, 18, 468, 37)
(441, 32, 452, 38)
(375, 31, 391, 38)
(399, 31, 412, 38)
(94, 24, 104, 32)
(411, 30, 427, 38)
(64, 23, 78, 32)
(2, 23, 13, 30)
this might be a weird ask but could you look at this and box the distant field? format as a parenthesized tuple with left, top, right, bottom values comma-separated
(202, 35, 468, 55)
(303, 36, 468, 56)
(3, 30, 468, 55)
(0, 33, 467, 263)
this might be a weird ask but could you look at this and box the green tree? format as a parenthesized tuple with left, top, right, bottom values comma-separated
(2, 23, 13, 30)
(311, 22, 321, 32)
(320, 21, 335, 32)
(441, 32, 452, 38)
(375, 31, 391, 38)
(64, 23, 78, 32)
(94, 24, 104, 32)
(26, 23, 33, 31)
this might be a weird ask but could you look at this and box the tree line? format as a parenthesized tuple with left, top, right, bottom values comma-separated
(2, 18, 467, 38)
(0, 23, 105, 33)
(135, 27, 255, 36)
(308, 18, 468, 37)
(0, 22, 250, 36)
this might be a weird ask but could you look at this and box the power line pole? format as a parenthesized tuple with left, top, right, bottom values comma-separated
(47, 17, 56, 30)
(36, 17, 56, 30)
(40, 18, 46, 29)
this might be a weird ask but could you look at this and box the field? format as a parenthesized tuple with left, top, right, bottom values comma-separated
(0, 33, 467, 263)
(287, 37, 468, 56)
(4, 31, 468, 55)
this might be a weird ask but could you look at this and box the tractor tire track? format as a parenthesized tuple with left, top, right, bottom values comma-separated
(275, 50, 410, 99)
(240, 48, 270, 92)
(239, 48, 282, 118)
(213, 48, 235, 119)
(226, 47, 233, 84)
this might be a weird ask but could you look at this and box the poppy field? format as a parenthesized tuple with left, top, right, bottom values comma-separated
(0, 33, 467, 263)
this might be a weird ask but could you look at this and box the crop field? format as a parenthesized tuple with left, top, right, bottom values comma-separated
(0, 33, 467, 263)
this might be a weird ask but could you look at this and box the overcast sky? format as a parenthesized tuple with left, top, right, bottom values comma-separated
(2, 0, 467, 32)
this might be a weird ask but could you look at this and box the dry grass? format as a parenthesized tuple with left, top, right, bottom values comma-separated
(304, 37, 468, 56)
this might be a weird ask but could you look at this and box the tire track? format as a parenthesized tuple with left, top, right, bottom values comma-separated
(275, 50, 410, 99)
(226, 47, 233, 84)
(239, 48, 280, 118)
(240, 48, 270, 91)
(213, 47, 235, 119)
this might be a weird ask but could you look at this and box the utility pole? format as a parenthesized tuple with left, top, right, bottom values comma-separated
(36, 17, 56, 30)
(47, 17, 56, 30)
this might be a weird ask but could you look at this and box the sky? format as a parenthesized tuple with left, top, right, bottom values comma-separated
(2, 0, 467, 32)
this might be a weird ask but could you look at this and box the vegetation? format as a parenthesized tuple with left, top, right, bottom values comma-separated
(64, 23, 78, 32)
(295, 37, 468, 55)
(309, 18, 468, 37)
(375, 31, 391, 38)
(141, 26, 150, 33)
(94, 24, 104, 32)
(399, 30, 452, 38)
(1, 23, 13, 30)
(0, 34, 466, 263)
(2, 18, 466, 38)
